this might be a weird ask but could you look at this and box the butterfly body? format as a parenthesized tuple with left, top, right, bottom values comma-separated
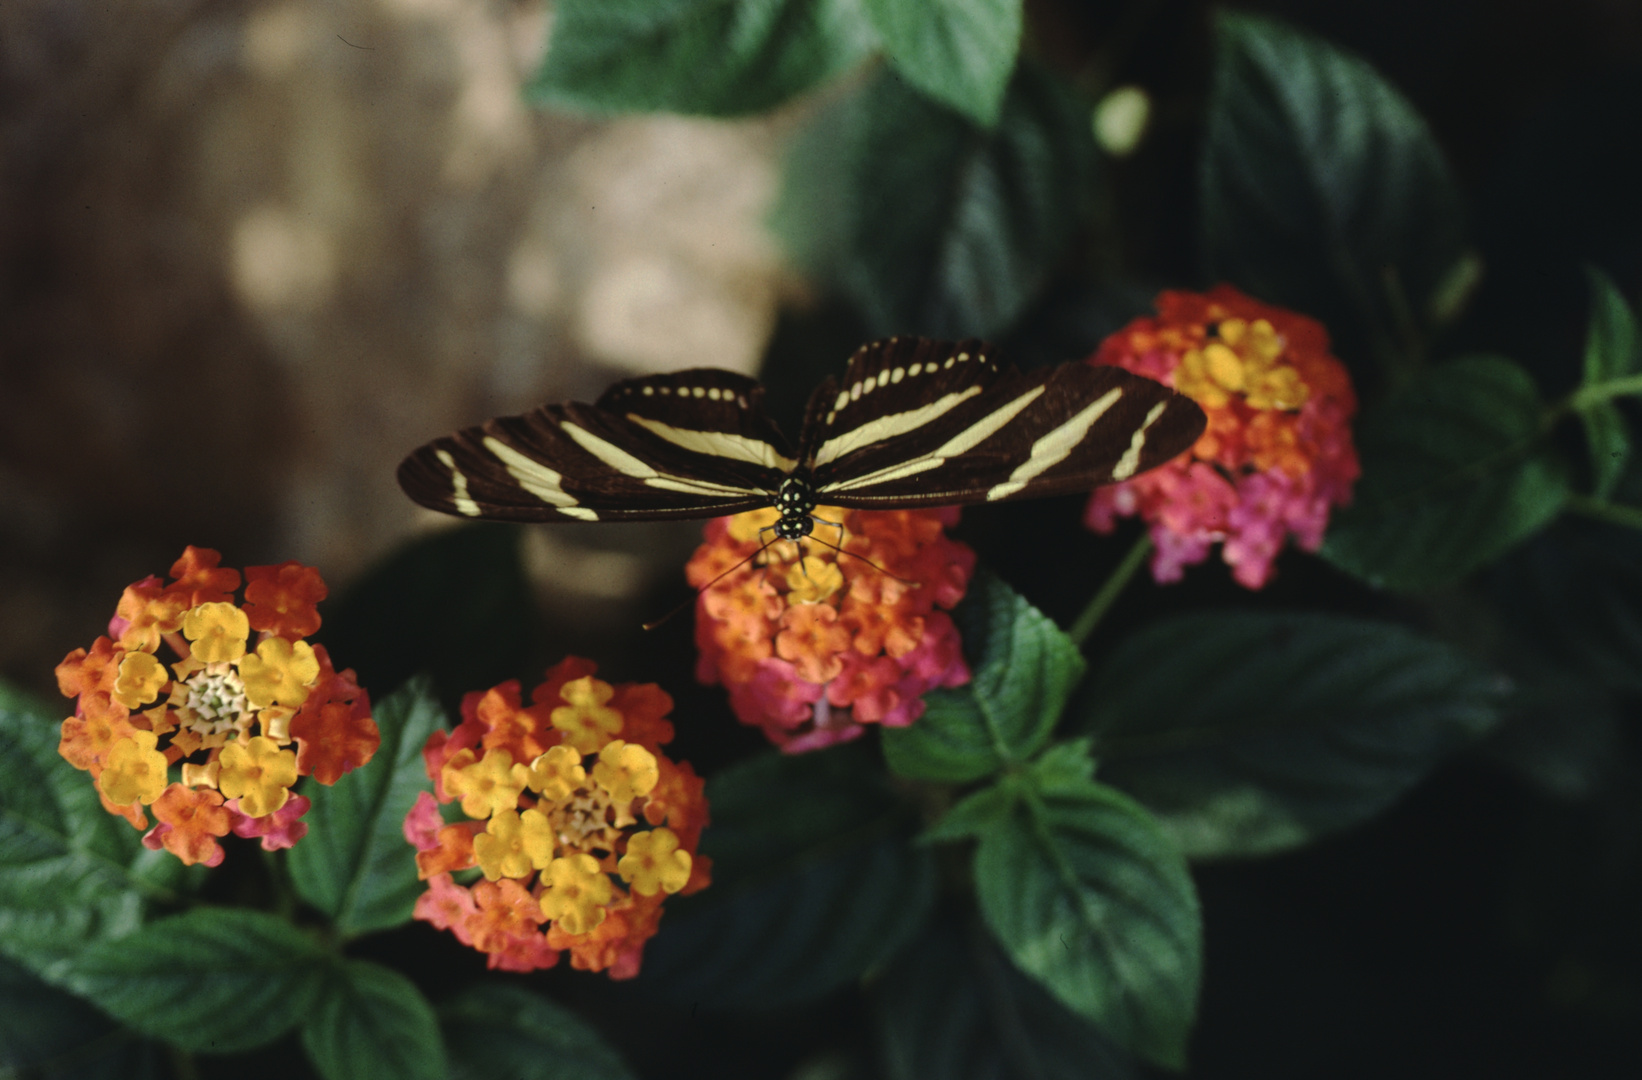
(398, 337, 1206, 529)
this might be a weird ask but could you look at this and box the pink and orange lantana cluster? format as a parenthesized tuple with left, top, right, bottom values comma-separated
(1086, 286, 1361, 588)
(55, 547, 378, 866)
(689, 506, 974, 753)
(406, 657, 710, 977)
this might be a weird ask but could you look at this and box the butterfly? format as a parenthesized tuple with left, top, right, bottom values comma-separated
(397, 336, 1205, 541)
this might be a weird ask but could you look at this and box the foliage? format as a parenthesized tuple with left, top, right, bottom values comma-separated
(14, 2, 1642, 1078)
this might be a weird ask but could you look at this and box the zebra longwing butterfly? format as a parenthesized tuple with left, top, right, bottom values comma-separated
(397, 337, 1206, 538)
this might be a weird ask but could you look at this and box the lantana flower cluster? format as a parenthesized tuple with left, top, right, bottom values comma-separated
(55, 547, 378, 866)
(406, 657, 709, 977)
(1085, 286, 1360, 588)
(688, 506, 973, 753)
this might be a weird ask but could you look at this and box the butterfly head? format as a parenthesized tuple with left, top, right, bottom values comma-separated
(773, 477, 818, 541)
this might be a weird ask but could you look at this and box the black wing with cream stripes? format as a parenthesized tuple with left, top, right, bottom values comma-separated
(800, 337, 1204, 507)
(397, 338, 1206, 525)
(397, 369, 793, 523)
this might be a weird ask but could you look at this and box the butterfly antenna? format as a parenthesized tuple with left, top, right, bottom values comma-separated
(641, 539, 771, 632)
(805, 520, 919, 587)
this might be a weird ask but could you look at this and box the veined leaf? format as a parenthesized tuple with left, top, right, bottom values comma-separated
(967, 749, 1201, 1069)
(288, 677, 445, 937)
(62, 908, 328, 1053)
(1202, 11, 1465, 373)
(0, 683, 189, 982)
(1321, 354, 1569, 589)
(772, 62, 1095, 339)
(442, 983, 637, 1080)
(530, 0, 879, 116)
(639, 743, 935, 1007)
(883, 570, 1084, 783)
(1076, 612, 1504, 858)
(302, 960, 445, 1080)
(863, 0, 1022, 126)
(874, 909, 1138, 1080)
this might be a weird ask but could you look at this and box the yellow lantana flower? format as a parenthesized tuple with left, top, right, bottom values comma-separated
(618, 828, 693, 896)
(100, 730, 169, 807)
(217, 736, 298, 817)
(550, 677, 623, 754)
(238, 637, 319, 709)
(182, 602, 249, 663)
(538, 853, 613, 935)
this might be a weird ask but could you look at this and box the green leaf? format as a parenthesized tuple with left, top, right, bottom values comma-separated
(302, 960, 445, 1080)
(0, 683, 185, 981)
(883, 570, 1085, 783)
(772, 62, 1095, 338)
(1576, 268, 1640, 496)
(1075, 612, 1504, 859)
(0, 954, 165, 1079)
(1321, 354, 1570, 589)
(1202, 11, 1465, 369)
(971, 771, 1200, 1069)
(442, 983, 637, 1080)
(1582, 266, 1642, 385)
(640, 743, 935, 1007)
(863, 0, 1022, 126)
(1581, 402, 1631, 499)
(530, 0, 879, 116)
(288, 677, 445, 937)
(62, 908, 328, 1053)
(874, 909, 1138, 1080)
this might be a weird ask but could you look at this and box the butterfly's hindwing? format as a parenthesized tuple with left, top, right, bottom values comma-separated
(397, 370, 795, 523)
(802, 344, 1204, 507)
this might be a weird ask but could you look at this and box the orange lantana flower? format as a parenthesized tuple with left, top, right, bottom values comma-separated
(54, 547, 378, 866)
(689, 507, 973, 752)
(406, 657, 710, 978)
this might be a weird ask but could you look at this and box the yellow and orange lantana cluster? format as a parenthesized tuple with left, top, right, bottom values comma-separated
(688, 506, 973, 752)
(55, 547, 377, 865)
(406, 657, 709, 977)
(1086, 286, 1361, 588)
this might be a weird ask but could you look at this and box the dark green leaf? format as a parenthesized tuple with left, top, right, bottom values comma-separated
(1321, 354, 1569, 589)
(62, 908, 328, 1053)
(639, 743, 935, 1007)
(863, 0, 1021, 126)
(971, 769, 1200, 1069)
(1576, 268, 1640, 496)
(1580, 402, 1631, 499)
(883, 570, 1084, 783)
(302, 960, 445, 1080)
(772, 62, 1094, 338)
(0, 684, 186, 981)
(288, 677, 445, 937)
(442, 983, 636, 1080)
(530, 0, 878, 116)
(1582, 266, 1642, 385)
(1202, 11, 1465, 371)
(1077, 612, 1504, 859)
(874, 909, 1137, 1080)
(0, 954, 166, 1080)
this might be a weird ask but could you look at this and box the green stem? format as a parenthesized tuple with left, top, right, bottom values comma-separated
(1566, 374, 1642, 411)
(1068, 533, 1152, 647)
(1565, 493, 1642, 531)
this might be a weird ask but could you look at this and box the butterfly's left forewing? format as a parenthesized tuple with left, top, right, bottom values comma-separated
(802, 340, 1204, 507)
(397, 369, 794, 523)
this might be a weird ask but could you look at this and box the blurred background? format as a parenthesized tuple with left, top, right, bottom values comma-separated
(5, 1, 1642, 1076)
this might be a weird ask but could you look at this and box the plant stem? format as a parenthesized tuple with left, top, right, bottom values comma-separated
(1565, 493, 1642, 531)
(1069, 533, 1152, 647)
(1567, 374, 1642, 411)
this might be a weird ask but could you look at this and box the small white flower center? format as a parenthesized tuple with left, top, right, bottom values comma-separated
(181, 662, 250, 738)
